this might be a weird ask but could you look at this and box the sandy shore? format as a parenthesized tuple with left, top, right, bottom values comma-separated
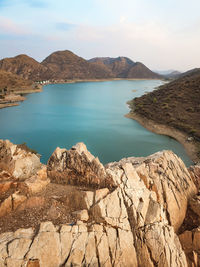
(125, 112, 200, 164)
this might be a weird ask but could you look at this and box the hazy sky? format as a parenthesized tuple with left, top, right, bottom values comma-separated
(0, 0, 200, 71)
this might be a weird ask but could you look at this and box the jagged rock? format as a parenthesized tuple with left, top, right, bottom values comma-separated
(0, 196, 12, 217)
(0, 193, 27, 217)
(16, 196, 45, 211)
(24, 166, 50, 195)
(95, 187, 109, 202)
(107, 151, 197, 232)
(189, 164, 200, 190)
(0, 141, 199, 266)
(0, 140, 41, 180)
(26, 222, 61, 267)
(135, 223, 187, 267)
(72, 209, 89, 221)
(47, 142, 114, 188)
(91, 188, 131, 230)
(189, 195, 200, 217)
(179, 227, 200, 266)
(26, 259, 40, 267)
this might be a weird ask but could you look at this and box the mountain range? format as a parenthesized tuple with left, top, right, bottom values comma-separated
(0, 50, 161, 83)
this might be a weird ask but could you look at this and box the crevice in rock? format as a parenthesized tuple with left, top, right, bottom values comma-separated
(94, 234, 100, 267)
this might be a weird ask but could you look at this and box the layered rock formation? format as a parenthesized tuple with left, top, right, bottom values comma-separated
(0, 140, 199, 266)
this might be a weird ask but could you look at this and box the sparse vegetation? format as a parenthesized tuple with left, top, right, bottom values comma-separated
(129, 69, 200, 160)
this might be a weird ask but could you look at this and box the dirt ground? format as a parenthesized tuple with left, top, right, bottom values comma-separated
(0, 183, 94, 234)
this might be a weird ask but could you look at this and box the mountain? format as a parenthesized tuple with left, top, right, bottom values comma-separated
(154, 69, 180, 75)
(88, 56, 135, 77)
(0, 69, 33, 92)
(41, 50, 113, 80)
(0, 54, 52, 81)
(179, 68, 200, 78)
(129, 68, 200, 144)
(0, 50, 162, 81)
(89, 57, 161, 79)
(126, 62, 162, 79)
(154, 70, 182, 79)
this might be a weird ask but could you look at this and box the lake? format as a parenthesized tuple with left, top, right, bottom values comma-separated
(0, 80, 192, 166)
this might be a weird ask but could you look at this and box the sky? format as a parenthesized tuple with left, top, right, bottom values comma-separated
(0, 0, 200, 71)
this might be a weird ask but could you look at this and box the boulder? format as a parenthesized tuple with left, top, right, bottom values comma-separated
(107, 150, 197, 232)
(47, 142, 114, 188)
(179, 227, 200, 266)
(0, 139, 41, 180)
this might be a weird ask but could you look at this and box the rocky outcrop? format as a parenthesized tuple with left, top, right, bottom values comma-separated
(0, 140, 41, 180)
(0, 140, 200, 266)
(0, 140, 49, 218)
(189, 165, 200, 190)
(47, 142, 114, 188)
(179, 227, 200, 266)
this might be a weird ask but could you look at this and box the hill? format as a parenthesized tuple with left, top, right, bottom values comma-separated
(41, 50, 113, 80)
(0, 54, 52, 81)
(0, 51, 162, 82)
(0, 69, 33, 91)
(88, 56, 135, 77)
(128, 68, 200, 160)
(88, 57, 161, 79)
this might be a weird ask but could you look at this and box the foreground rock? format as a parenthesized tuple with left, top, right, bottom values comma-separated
(0, 140, 199, 266)
(47, 142, 114, 188)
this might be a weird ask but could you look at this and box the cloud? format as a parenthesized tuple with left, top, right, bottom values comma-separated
(66, 20, 200, 70)
(119, 16, 127, 24)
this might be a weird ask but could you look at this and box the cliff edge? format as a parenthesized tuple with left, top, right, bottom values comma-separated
(0, 140, 200, 266)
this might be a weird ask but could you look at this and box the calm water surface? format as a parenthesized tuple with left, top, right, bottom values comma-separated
(0, 80, 192, 166)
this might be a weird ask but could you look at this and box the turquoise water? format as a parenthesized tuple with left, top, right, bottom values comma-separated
(0, 80, 192, 166)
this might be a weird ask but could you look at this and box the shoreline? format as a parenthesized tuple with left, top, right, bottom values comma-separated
(0, 78, 162, 110)
(125, 112, 199, 164)
(46, 77, 164, 85)
(0, 87, 42, 109)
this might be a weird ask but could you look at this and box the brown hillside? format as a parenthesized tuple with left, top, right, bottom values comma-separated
(127, 62, 161, 79)
(129, 69, 200, 155)
(0, 70, 33, 91)
(88, 57, 161, 79)
(0, 54, 52, 81)
(89, 56, 135, 77)
(41, 50, 113, 79)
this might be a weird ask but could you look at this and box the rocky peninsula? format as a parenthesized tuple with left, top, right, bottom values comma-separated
(0, 70, 42, 109)
(126, 68, 200, 164)
(0, 139, 199, 266)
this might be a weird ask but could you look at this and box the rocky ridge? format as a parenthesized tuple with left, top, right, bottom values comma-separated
(0, 51, 161, 82)
(0, 140, 200, 266)
(88, 57, 161, 79)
